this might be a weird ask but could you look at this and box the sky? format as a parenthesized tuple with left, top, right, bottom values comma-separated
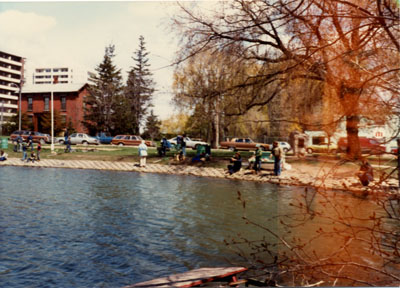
(0, 1, 185, 120)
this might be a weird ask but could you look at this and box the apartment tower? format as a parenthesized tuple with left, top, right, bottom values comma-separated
(0, 50, 24, 125)
(32, 67, 87, 84)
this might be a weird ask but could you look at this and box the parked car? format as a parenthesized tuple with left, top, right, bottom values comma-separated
(67, 133, 99, 145)
(337, 137, 385, 154)
(278, 142, 291, 153)
(219, 138, 270, 151)
(306, 143, 337, 154)
(10, 130, 50, 144)
(95, 132, 114, 144)
(168, 136, 208, 150)
(111, 135, 154, 147)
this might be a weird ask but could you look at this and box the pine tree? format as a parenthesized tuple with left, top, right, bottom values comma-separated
(125, 35, 155, 134)
(142, 110, 161, 140)
(84, 45, 123, 135)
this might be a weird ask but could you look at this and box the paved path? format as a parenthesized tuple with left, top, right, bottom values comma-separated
(1, 157, 398, 196)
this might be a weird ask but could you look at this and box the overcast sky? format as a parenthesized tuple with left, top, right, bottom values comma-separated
(0, 1, 185, 120)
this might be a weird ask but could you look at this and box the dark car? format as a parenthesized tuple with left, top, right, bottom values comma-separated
(10, 130, 50, 144)
(337, 137, 386, 154)
(95, 132, 114, 144)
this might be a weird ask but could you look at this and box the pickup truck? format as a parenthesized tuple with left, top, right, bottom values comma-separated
(219, 138, 270, 151)
(95, 132, 114, 144)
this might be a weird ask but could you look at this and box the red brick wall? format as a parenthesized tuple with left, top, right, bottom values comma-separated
(21, 86, 88, 133)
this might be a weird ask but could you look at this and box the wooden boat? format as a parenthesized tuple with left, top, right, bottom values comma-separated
(124, 267, 247, 287)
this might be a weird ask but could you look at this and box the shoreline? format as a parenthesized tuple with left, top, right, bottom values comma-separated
(1, 157, 398, 197)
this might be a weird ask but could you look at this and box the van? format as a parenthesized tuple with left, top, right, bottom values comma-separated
(337, 137, 385, 154)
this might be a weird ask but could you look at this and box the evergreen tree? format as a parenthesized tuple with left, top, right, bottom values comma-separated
(142, 110, 161, 141)
(84, 45, 123, 135)
(125, 35, 155, 134)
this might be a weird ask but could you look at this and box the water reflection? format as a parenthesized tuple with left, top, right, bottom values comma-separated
(0, 167, 396, 287)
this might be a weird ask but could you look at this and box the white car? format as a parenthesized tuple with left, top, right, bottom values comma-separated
(278, 141, 291, 153)
(168, 136, 208, 149)
(58, 133, 99, 145)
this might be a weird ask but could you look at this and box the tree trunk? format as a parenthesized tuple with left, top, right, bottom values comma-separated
(345, 115, 361, 159)
(213, 100, 220, 149)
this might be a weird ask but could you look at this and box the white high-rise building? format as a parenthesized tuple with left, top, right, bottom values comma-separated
(0, 50, 24, 125)
(32, 67, 87, 84)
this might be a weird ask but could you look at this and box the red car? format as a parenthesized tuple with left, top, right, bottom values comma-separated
(337, 137, 386, 154)
(111, 135, 154, 147)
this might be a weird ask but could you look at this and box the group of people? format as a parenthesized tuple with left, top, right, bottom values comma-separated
(227, 141, 285, 176)
(12, 132, 41, 163)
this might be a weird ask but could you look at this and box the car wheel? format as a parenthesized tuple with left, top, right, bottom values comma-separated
(59, 140, 65, 145)
(118, 143, 124, 146)
(283, 148, 289, 153)
(194, 144, 199, 150)
(40, 139, 46, 145)
(228, 146, 235, 151)
(306, 148, 313, 154)
(82, 141, 88, 146)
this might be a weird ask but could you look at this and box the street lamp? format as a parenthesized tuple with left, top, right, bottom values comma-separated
(9, 81, 23, 131)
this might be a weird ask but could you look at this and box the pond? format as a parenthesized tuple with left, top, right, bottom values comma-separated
(0, 166, 397, 287)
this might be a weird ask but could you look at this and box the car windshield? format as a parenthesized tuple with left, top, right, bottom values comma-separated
(70, 133, 77, 137)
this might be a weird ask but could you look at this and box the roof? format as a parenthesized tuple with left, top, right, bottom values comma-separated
(21, 83, 88, 94)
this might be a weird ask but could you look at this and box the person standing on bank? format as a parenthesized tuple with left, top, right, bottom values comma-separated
(181, 134, 187, 158)
(37, 142, 41, 161)
(21, 142, 27, 161)
(27, 132, 34, 151)
(254, 144, 262, 174)
(138, 140, 148, 167)
(272, 141, 284, 176)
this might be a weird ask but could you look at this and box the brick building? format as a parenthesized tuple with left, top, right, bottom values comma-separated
(21, 83, 88, 133)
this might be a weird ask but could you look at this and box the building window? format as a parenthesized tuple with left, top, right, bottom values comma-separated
(28, 97, 33, 111)
(53, 69, 59, 72)
(61, 96, 66, 111)
(45, 69, 51, 72)
(61, 68, 68, 72)
(44, 97, 49, 111)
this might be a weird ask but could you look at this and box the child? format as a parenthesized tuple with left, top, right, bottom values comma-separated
(27, 151, 36, 163)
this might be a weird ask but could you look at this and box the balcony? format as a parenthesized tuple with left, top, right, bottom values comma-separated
(0, 75, 20, 84)
(0, 111, 16, 118)
(0, 56, 23, 67)
(0, 66, 21, 76)
(0, 93, 18, 101)
(0, 102, 18, 110)
(0, 83, 18, 91)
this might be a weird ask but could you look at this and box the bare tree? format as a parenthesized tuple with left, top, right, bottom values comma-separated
(172, 0, 400, 159)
